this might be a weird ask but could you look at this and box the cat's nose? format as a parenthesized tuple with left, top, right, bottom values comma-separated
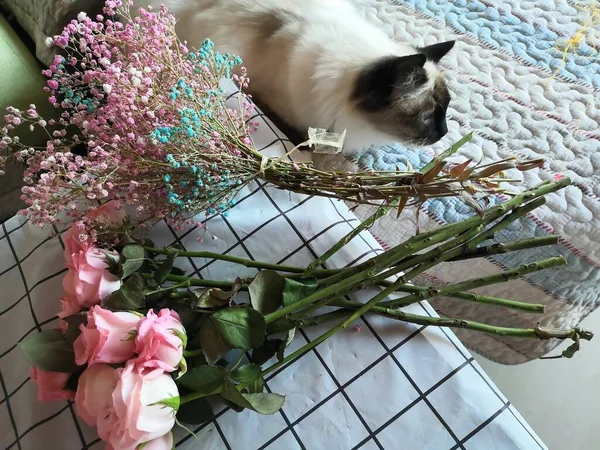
(425, 121, 448, 145)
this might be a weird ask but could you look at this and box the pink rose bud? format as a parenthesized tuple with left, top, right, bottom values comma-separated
(97, 362, 179, 449)
(29, 366, 75, 402)
(135, 309, 186, 372)
(139, 432, 174, 450)
(73, 306, 140, 366)
(62, 224, 120, 308)
(74, 364, 117, 426)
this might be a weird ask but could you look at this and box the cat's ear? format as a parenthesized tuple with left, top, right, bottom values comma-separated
(353, 54, 427, 112)
(418, 40, 455, 63)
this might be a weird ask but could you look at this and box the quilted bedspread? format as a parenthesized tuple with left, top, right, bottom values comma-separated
(344, 0, 600, 363)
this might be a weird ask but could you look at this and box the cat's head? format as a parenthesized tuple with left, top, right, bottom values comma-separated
(351, 41, 455, 146)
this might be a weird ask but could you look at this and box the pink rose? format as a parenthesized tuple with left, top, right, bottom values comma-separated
(135, 309, 186, 372)
(140, 432, 174, 450)
(75, 364, 117, 426)
(98, 362, 179, 450)
(62, 246, 120, 308)
(29, 366, 75, 402)
(84, 200, 128, 230)
(57, 294, 83, 332)
(73, 306, 140, 366)
(63, 221, 93, 269)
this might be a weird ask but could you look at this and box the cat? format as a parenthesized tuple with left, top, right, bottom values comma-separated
(132, 0, 455, 153)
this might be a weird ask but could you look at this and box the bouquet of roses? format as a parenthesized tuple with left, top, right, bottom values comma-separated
(20, 181, 593, 449)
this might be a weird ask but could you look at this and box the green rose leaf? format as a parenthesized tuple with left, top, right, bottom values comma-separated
(171, 266, 187, 276)
(104, 273, 145, 310)
(251, 338, 283, 365)
(248, 376, 265, 394)
(212, 307, 266, 350)
(120, 244, 145, 278)
(192, 279, 242, 310)
(18, 330, 77, 373)
(154, 252, 177, 285)
(282, 277, 318, 307)
(62, 313, 87, 328)
(64, 325, 81, 346)
(277, 327, 296, 362)
(104, 251, 120, 276)
(230, 363, 261, 383)
(200, 319, 230, 364)
(178, 365, 227, 393)
(242, 393, 285, 415)
(141, 238, 155, 249)
(248, 271, 285, 315)
(65, 366, 86, 392)
(221, 381, 284, 415)
(176, 397, 215, 425)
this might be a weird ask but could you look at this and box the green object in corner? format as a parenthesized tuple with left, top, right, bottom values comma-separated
(0, 14, 59, 221)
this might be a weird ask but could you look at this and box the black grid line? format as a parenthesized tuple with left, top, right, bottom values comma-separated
(258, 179, 471, 450)
(0, 377, 30, 407)
(449, 402, 511, 450)
(263, 383, 306, 450)
(212, 420, 232, 450)
(214, 211, 307, 450)
(431, 320, 546, 450)
(257, 187, 376, 448)
(0, 218, 28, 241)
(257, 326, 427, 450)
(348, 314, 468, 450)
(5, 404, 70, 450)
(0, 267, 68, 318)
(0, 316, 60, 360)
(84, 438, 101, 449)
(1, 370, 22, 450)
(2, 223, 40, 332)
(298, 329, 385, 450)
(184, 187, 316, 277)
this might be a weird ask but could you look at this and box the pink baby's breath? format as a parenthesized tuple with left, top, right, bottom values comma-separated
(1, 0, 259, 231)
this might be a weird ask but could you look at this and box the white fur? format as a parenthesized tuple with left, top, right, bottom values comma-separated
(133, 0, 441, 153)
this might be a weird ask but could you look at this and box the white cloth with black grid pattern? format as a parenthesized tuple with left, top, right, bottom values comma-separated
(0, 91, 546, 450)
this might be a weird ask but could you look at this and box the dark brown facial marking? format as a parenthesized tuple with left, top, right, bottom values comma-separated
(351, 54, 427, 112)
(350, 42, 455, 146)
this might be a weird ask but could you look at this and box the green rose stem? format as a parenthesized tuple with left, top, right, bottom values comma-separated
(377, 256, 567, 309)
(145, 279, 191, 296)
(321, 178, 568, 289)
(292, 256, 562, 323)
(143, 246, 339, 276)
(261, 276, 408, 378)
(265, 216, 488, 324)
(302, 203, 394, 277)
(288, 221, 492, 322)
(447, 235, 559, 262)
(143, 233, 559, 285)
(141, 273, 235, 289)
(390, 284, 545, 313)
(271, 307, 591, 342)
